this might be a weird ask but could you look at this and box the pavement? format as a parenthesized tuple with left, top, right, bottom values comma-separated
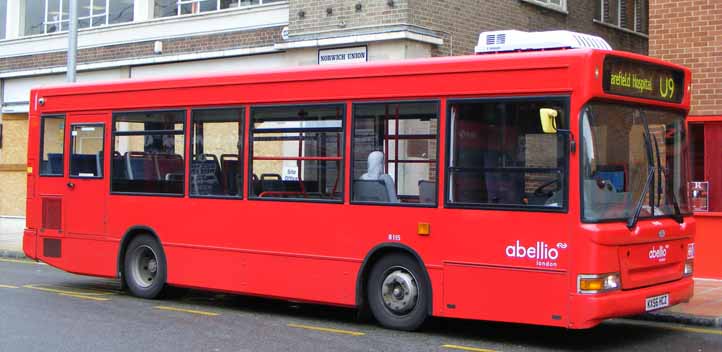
(0, 217, 25, 259)
(1, 216, 720, 330)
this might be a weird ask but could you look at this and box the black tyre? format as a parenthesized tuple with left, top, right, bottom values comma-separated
(123, 235, 167, 299)
(367, 253, 429, 331)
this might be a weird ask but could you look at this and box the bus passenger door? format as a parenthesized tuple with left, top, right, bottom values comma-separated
(63, 114, 108, 237)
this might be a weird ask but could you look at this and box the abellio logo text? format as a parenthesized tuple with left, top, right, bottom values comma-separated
(505, 240, 559, 260)
(649, 245, 669, 262)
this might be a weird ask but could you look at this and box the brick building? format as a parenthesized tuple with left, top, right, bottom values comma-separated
(649, 0, 722, 279)
(0, 0, 650, 217)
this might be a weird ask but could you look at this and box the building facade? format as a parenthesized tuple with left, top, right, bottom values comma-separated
(649, 0, 722, 279)
(0, 0, 650, 217)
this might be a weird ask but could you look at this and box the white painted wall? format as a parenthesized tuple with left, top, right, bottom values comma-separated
(130, 53, 287, 79)
(135, 0, 155, 22)
(5, 0, 22, 39)
(3, 68, 128, 112)
(2, 38, 431, 113)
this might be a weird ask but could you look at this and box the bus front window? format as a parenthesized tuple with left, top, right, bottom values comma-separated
(581, 102, 691, 223)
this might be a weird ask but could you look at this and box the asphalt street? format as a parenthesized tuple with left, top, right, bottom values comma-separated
(1, 258, 721, 352)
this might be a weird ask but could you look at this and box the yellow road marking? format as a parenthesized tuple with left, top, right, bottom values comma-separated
(49, 284, 117, 295)
(0, 258, 37, 265)
(59, 293, 110, 301)
(287, 323, 365, 336)
(0, 284, 19, 289)
(617, 319, 722, 336)
(441, 344, 499, 352)
(23, 284, 114, 296)
(155, 306, 220, 317)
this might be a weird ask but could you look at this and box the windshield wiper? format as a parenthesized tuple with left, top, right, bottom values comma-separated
(627, 113, 656, 229)
(653, 134, 684, 223)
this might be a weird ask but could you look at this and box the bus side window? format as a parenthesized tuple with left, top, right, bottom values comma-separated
(69, 124, 104, 178)
(190, 108, 244, 198)
(111, 111, 186, 195)
(39, 115, 65, 176)
(446, 99, 568, 209)
(249, 104, 345, 202)
(351, 101, 439, 205)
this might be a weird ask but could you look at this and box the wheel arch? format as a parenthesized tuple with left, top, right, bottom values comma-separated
(355, 243, 433, 316)
(116, 225, 162, 281)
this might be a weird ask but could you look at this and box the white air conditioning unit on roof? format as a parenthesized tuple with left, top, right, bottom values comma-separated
(474, 30, 612, 54)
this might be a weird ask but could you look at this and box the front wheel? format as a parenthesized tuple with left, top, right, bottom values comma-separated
(124, 235, 167, 299)
(367, 253, 429, 331)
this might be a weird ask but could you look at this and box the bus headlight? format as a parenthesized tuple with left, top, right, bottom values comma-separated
(578, 273, 620, 294)
(684, 261, 694, 276)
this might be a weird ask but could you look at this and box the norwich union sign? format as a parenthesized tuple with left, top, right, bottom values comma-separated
(318, 46, 368, 66)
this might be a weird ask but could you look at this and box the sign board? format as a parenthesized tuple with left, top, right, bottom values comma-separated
(282, 166, 299, 181)
(602, 56, 685, 103)
(318, 46, 368, 66)
(689, 181, 709, 212)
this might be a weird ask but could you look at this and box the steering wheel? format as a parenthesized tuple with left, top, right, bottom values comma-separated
(594, 178, 617, 192)
(533, 179, 561, 198)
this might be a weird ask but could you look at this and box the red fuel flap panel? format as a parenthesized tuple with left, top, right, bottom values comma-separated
(618, 240, 685, 289)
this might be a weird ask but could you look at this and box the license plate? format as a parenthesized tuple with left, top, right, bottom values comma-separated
(645, 293, 669, 311)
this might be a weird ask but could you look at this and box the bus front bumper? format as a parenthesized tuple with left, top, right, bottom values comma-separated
(569, 276, 694, 329)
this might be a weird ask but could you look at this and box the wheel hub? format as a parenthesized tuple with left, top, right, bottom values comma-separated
(130, 245, 158, 289)
(381, 269, 418, 315)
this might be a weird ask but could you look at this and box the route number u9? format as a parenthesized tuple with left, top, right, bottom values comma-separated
(660, 77, 675, 99)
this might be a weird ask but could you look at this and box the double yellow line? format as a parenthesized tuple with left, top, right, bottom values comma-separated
(23, 284, 116, 301)
(0, 258, 37, 265)
(155, 305, 220, 317)
(287, 323, 365, 336)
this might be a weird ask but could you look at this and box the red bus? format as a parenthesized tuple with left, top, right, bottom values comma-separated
(23, 31, 694, 331)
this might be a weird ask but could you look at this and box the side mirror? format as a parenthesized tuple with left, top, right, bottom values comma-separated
(539, 108, 559, 134)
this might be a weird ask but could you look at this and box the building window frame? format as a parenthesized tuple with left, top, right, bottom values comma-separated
(521, 0, 568, 14)
(27, 0, 134, 36)
(155, 0, 281, 18)
(595, 0, 648, 35)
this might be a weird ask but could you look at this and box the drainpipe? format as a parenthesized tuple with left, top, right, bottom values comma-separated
(67, 0, 78, 83)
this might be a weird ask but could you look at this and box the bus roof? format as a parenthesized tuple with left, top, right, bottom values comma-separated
(31, 48, 691, 111)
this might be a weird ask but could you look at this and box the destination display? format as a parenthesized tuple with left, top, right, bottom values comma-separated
(602, 56, 685, 103)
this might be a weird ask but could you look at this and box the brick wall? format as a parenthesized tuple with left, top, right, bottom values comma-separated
(409, 0, 648, 56)
(290, 0, 647, 56)
(649, 0, 722, 116)
(0, 27, 282, 74)
(289, 0, 409, 36)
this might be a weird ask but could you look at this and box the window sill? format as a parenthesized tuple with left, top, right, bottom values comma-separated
(592, 19, 649, 39)
(519, 0, 568, 15)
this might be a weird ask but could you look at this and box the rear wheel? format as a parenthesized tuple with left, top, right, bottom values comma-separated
(124, 235, 167, 299)
(367, 253, 429, 331)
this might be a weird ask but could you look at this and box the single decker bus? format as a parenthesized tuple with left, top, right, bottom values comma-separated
(23, 30, 695, 330)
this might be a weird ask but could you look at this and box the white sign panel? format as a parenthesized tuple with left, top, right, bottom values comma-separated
(318, 46, 368, 66)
